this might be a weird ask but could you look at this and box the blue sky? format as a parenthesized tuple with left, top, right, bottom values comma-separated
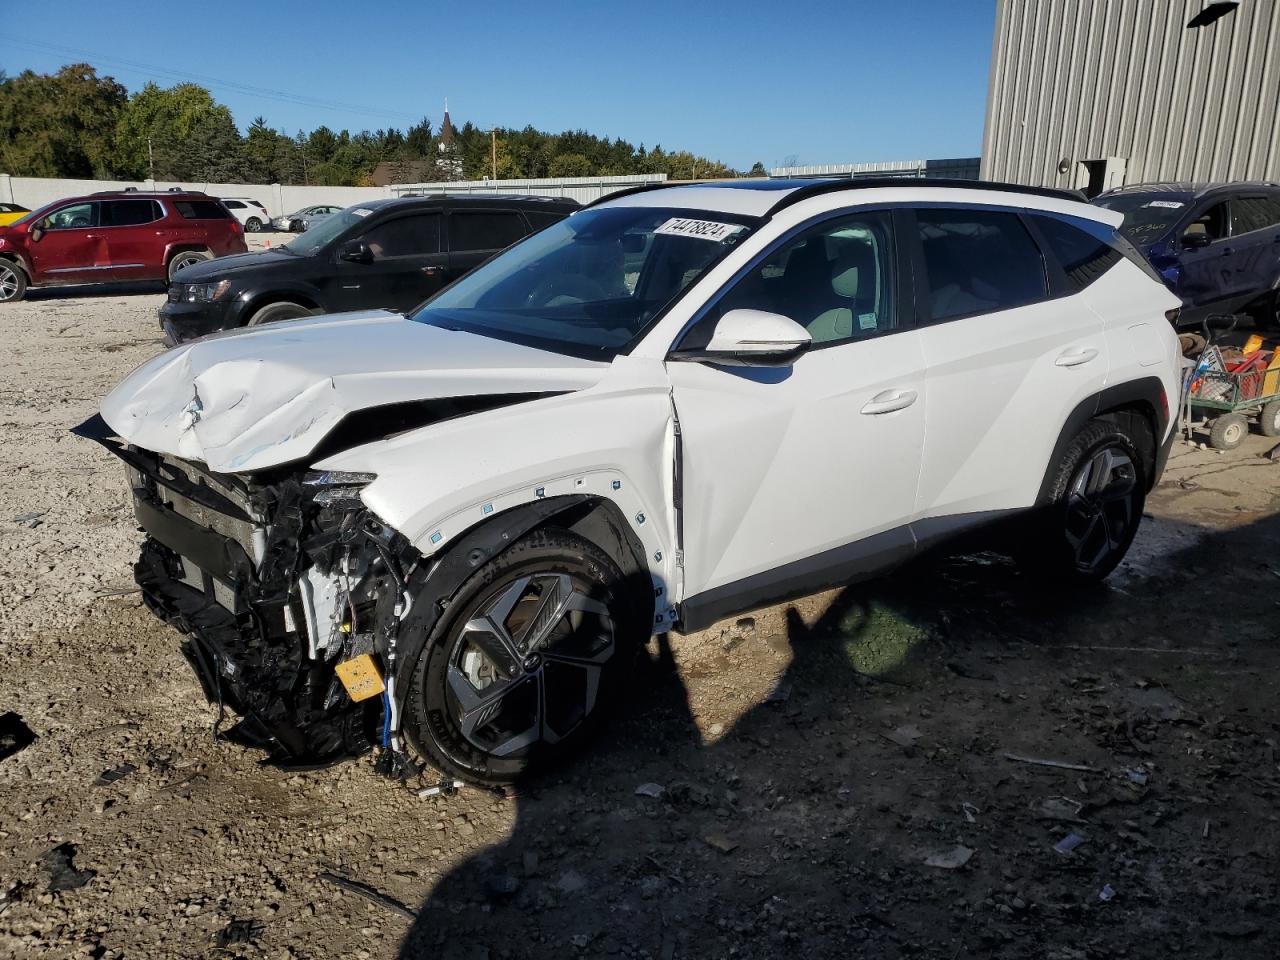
(3, 0, 996, 170)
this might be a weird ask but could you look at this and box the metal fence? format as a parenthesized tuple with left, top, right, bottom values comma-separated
(389, 174, 668, 205)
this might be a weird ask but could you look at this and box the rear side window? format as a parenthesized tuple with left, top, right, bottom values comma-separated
(359, 213, 441, 258)
(1232, 196, 1280, 235)
(101, 199, 163, 227)
(915, 209, 1047, 322)
(449, 211, 529, 252)
(223, 200, 246, 210)
(1031, 214, 1122, 293)
(174, 200, 231, 220)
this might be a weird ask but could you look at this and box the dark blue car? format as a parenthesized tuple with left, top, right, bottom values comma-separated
(1094, 182, 1280, 329)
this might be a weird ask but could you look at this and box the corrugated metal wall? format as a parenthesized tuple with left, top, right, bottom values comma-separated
(981, 0, 1280, 187)
(770, 158, 981, 179)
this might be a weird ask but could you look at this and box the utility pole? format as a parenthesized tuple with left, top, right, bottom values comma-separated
(490, 129, 498, 181)
(146, 137, 155, 181)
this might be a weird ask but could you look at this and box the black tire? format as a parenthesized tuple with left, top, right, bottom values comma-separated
(167, 249, 212, 281)
(1024, 419, 1147, 582)
(1259, 400, 1280, 438)
(402, 528, 639, 785)
(246, 301, 315, 326)
(290, 219, 304, 233)
(0, 260, 27, 303)
(1208, 412, 1248, 450)
(245, 217, 262, 233)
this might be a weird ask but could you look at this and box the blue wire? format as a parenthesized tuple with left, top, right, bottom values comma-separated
(381, 691, 391, 747)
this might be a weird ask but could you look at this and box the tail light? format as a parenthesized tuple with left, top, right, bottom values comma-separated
(1158, 385, 1169, 425)
(230, 220, 243, 235)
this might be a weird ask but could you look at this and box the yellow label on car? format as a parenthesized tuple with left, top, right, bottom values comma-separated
(335, 654, 384, 703)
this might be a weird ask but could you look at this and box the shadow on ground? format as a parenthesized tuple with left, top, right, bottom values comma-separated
(399, 511, 1280, 959)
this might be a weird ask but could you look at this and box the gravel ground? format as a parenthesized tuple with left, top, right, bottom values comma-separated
(1, 279, 1279, 959)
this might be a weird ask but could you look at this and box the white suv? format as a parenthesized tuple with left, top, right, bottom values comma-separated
(218, 197, 270, 233)
(89, 179, 1182, 784)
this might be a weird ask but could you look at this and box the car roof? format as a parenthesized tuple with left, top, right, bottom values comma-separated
(1102, 180, 1280, 199)
(592, 177, 1102, 221)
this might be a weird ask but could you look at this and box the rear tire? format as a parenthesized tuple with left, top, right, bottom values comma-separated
(167, 250, 212, 281)
(245, 217, 262, 233)
(1023, 419, 1147, 583)
(1208, 412, 1248, 450)
(246, 301, 315, 326)
(1257, 400, 1280, 438)
(0, 260, 27, 303)
(402, 528, 640, 785)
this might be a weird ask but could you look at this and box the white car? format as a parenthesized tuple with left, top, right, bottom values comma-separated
(218, 197, 270, 233)
(88, 179, 1182, 784)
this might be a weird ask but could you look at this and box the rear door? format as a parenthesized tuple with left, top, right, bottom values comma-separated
(445, 209, 531, 280)
(908, 206, 1110, 527)
(326, 209, 446, 312)
(27, 201, 105, 283)
(1228, 194, 1280, 305)
(100, 198, 167, 280)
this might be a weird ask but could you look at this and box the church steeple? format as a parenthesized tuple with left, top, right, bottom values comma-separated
(440, 98, 455, 146)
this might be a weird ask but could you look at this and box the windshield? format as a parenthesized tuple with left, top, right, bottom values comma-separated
(412, 205, 758, 358)
(283, 206, 373, 255)
(1095, 193, 1190, 246)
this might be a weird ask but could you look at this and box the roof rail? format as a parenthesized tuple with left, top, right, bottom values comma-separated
(765, 177, 1087, 214)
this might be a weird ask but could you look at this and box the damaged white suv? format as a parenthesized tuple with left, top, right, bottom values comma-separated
(87, 179, 1182, 784)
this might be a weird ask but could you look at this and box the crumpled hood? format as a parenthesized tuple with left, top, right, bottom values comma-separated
(101, 311, 608, 473)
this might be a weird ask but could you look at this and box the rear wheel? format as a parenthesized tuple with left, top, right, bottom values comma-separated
(246, 301, 315, 326)
(1208, 412, 1248, 450)
(245, 217, 262, 233)
(167, 249, 212, 281)
(1259, 400, 1280, 438)
(1025, 419, 1146, 582)
(402, 528, 638, 785)
(0, 261, 26, 303)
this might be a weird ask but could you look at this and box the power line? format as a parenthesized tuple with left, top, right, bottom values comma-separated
(1, 35, 428, 124)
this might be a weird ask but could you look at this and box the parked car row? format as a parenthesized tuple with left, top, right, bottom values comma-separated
(89, 177, 1186, 784)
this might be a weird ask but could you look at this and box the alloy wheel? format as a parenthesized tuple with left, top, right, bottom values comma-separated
(0, 264, 18, 301)
(1063, 444, 1138, 575)
(445, 572, 615, 758)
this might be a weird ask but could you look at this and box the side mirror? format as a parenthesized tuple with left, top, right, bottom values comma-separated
(339, 239, 373, 264)
(1182, 231, 1212, 249)
(670, 309, 812, 368)
(30, 225, 44, 242)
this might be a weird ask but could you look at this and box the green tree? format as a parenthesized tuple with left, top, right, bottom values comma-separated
(748, 161, 767, 177)
(0, 64, 127, 177)
(115, 81, 245, 180)
(547, 152, 592, 178)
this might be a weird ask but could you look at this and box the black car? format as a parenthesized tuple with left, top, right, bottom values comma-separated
(1094, 181, 1280, 329)
(159, 194, 579, 344)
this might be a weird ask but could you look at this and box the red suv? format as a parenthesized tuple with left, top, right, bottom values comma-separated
(0, 190, 247, 303)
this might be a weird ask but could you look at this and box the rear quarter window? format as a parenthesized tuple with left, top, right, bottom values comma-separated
(174, 200, 231, 220)
(1030, 214, 1123, 293)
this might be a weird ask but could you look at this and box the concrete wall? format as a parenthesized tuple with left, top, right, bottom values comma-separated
(0, 175, 391, 219)
(982, 0, 1280, 190)
(388, 173, 668, 205)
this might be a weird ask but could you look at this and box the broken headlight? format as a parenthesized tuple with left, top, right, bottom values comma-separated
(181, 279, 232, 303)
(304, 470, 376, 508)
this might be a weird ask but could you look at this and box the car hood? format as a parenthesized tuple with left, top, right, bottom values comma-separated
(174, 249, 303, 281)
(100, 311, 609, 473)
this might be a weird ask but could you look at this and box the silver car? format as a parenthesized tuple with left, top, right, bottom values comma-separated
(271, 204, 344, 232)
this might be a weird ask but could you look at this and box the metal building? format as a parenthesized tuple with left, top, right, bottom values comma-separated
(770, 158, 980, 180)
(981, 0, 1280, 195)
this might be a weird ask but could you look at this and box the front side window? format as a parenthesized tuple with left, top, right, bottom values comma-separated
(359, 213, 441, 259)
(1031, 214, 1122, 293)
(449, 212, 529, 252)
(689, 211, 896, 348)
(1231, 196, 1280, 235)
(916, 209, 1047, 323)
(43, 202, 97, 230)
(101, 199, 162, 227)
(414, 205, 758, 358)
(1184, 201, 1229, 242)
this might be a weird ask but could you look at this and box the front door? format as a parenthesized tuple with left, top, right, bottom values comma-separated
(28, 201, 105, 284)
(668, 209, 926, 613)
(327, 210, 447, 312)
(1178, 199, 1239, 311)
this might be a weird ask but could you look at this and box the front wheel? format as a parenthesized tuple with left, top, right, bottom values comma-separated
(0, 261, 27, 303)
(1025, 420, 1147, 582)
(246, 301, 315, 326)
(402, 529, 639, 785)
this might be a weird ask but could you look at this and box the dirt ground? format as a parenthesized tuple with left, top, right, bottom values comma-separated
(1, 272, 1278, 960)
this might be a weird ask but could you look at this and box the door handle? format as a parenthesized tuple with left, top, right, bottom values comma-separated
(860, 389, 918, 415)
(1055, 347, 1099, 367)
(423, 265, 444, 276)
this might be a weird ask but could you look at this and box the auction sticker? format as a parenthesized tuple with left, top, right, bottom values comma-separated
(654, 218, 745, 242)
(1144, 200, 1184, 209)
